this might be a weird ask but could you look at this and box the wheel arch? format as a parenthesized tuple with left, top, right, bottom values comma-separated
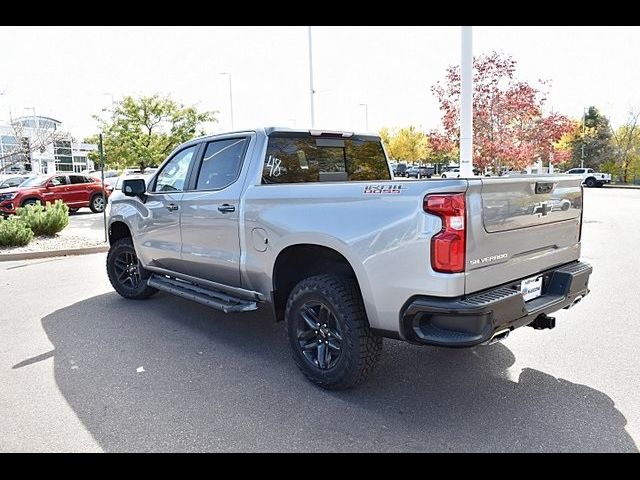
(19, 196, 42, 207)
(109, 220, 132, 246)
(271, 243, 371, 325)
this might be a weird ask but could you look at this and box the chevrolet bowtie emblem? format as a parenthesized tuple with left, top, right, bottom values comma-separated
(532, 201, 551, 217)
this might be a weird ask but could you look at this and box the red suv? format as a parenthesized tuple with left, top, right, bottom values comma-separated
(0, 173, 110, 215)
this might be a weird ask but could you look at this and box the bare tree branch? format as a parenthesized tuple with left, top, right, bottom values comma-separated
(0, 115, 66, 172)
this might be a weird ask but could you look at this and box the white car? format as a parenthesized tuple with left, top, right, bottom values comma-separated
(107, 174, 152, 203)
(441, 167, 460, 178)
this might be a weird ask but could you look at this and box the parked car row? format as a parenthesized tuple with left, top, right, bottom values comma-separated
(0, 173, 111, 216)
(406, 166, 434, 178)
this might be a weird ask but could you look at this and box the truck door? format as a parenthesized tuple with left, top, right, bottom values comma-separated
(135, 145, 199, 271)
(179, 135, 251, 287)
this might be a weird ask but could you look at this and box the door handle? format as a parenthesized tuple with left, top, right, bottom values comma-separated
(218, 204, 235, 213)
(166, 203, 179, 212)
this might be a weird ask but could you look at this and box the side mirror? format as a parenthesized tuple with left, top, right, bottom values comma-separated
(45, 181, 54, 188)
(122, 178, 146, 197)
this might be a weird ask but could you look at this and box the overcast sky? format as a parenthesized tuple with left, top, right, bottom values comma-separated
(1, 26, 639, 139)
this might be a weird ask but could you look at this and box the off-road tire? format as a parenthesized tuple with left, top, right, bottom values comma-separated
(106, 237, 157, 299)
(285, 274, 382, 390)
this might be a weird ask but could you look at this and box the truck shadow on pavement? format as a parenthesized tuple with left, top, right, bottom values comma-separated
(30, 291, 637, 452)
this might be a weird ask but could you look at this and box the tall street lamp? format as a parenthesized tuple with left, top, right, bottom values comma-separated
(219, 72, 234, 130)
(581, 107, 588, 169)
(459, 26, 474, 178)
(308, 26, 315, 128)
(358, 103, 369, 131)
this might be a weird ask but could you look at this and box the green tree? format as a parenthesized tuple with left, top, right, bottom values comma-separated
(90, 95, 216, 170)
(379, 126, 430, 162)
(611, 111, 640, 183)
(571, 106, 614, 170)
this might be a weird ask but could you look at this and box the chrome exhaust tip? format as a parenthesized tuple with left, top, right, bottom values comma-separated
(565, 295, 583, 309)
(487, 329, 510, 345)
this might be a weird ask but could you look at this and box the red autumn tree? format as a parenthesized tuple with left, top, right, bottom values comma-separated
(431, 52, 573, 172)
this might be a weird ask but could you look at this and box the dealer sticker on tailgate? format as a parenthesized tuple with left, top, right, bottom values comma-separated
(521, 275, 543, 301)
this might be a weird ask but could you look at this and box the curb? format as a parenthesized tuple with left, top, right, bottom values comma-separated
(0, 244, 109, 262)
(602, 184, 640, 190)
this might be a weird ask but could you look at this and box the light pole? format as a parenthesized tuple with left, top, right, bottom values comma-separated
(358, 103, 369, 132)
(581, 107, 587, 169)
(219, 72, 234, 130)
(308, 26, 315, 128)
(459, 26, 474, 178)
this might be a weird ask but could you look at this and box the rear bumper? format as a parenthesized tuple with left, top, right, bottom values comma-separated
(400, 261, 592, 347)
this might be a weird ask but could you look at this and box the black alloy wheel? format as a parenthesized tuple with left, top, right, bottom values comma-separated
(296, 301, 343, 370)
(113, 249, 141, 289)
(106, 237, 157, 299)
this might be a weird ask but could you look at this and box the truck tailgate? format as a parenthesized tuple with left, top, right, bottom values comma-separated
(465, 175, 583, 294)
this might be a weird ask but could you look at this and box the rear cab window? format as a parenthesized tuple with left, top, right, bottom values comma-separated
(262, 132, 391, 184)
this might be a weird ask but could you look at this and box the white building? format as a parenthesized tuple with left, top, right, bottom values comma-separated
(0, 116, 97, 174)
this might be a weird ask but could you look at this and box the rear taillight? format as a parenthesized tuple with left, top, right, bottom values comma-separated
(424, 193, 466, 273)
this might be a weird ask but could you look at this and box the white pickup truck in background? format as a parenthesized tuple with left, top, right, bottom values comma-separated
(565, 168, 611, 187)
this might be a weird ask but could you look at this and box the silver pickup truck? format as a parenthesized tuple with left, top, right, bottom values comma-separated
(106, 127, 592, 389)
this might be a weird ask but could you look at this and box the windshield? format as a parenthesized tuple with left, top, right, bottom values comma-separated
(19, 176, 48, 187)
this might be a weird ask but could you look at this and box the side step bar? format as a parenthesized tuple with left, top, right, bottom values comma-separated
(147, 274, 258, 313)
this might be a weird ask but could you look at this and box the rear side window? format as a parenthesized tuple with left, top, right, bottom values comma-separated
(262, 134, 390, 184)
(69, 175, 88, 184)
(195, 137, 248, 190)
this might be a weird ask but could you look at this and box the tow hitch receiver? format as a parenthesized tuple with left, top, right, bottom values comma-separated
(528, 314, 556, 330)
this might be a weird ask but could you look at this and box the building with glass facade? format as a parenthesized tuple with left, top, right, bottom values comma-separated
(0, 116, 97, 174)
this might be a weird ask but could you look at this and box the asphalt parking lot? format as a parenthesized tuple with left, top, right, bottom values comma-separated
(63, 209, 108, 242)
(1, 187, 639, 452)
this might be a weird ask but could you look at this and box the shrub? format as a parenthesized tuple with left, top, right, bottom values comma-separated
(18, 200, 69, 236)
(0, 216, 34, 247)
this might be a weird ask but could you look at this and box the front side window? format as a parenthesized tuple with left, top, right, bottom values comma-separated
(153, 146, 197, 193)
(262, 134, 390, 184)
(195, 138, 248, 190)
(50, 176, 68, 186)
